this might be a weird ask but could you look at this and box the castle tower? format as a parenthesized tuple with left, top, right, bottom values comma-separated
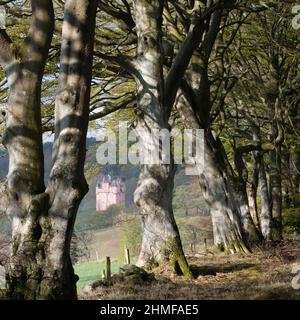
(96, 174, 126, 211)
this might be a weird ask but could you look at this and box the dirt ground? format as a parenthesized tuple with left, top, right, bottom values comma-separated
(81, 240, 300, 300)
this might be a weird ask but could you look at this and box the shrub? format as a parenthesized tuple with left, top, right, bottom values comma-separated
(282, 208, 300, 234)
(119, 215, 141, 262)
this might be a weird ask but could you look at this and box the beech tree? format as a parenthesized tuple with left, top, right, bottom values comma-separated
(0, 0, 298, 301)
(230, 2, 299, 240)
(120, 0, 245, 270)
(129, 0, 197, 275)
(0, 0, 97, 299)
(83, 0, 261, 255)
(170, 2, 264, 252)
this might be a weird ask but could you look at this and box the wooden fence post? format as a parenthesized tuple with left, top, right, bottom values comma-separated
(125, 247, 131, 265)
(106, 256, 111, 284)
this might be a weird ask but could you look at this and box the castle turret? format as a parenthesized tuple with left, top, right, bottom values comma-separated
(96, 173, 126, 211)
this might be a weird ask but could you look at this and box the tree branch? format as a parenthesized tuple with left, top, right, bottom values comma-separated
(164, 1, 236, 114)
(98, 0, 135, 29)
(25, 0, 54, 76)
(0, 179, 9, 216)
(94, 51, 138, 75)
(0, 30, 16, 70)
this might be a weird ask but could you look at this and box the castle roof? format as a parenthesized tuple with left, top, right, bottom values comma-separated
(96, 173, 125, 188)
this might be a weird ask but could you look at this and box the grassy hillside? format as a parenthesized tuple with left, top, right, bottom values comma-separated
(80, 241, 300, 300)
(75, 261, 122, 291)
(74, 226, 132, 290)
(74, 216, 213, 292)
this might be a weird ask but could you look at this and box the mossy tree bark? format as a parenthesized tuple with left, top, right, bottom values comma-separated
(0, 0, 97, 299)
(96, 0, 237, 273)
(132, 0, 191, 276)
(246, 160, 260, 229)
(258, 156, 273, 240)
(244, 114, 273, 240)
(172, 6, 257, 252)
(173, 6, 259, 251)
(267, 92, 284, 241)
(0, 0, 54, 299)
(176, 92, 251, 254)
(269, 147, 283, 240)
(233, 145, 263, 243)
(199, 134, 253, 253)
(290, 151, 300, 206)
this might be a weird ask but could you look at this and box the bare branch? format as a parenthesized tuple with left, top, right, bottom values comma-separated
(94, 51, 138, 75)
(165, 1, 236, 114)
(0, 30, 16, 70)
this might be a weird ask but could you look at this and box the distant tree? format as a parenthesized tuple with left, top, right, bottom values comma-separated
(229, 1, 299, 240)
(119, 215, 142, 259)
(70, 232, 93, 265)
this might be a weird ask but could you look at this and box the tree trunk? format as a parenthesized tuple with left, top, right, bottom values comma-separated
(269, 147, 283, 240)
(1, 0, 54, 299)
(175, 93, 250, 253)
(248, 125, 272, 240)
(258, 157, 273, 240)
(290, 151, 300, 206)
(234, 186, 262, 243)
(133, 0, 191, 276)
(233, 146, 262, 243)
(3, 0, 97, 299)
(267, 88, 283, 240)
(246, 178, 259, 228)
(203, 133, 254, 252)
(174, 7, 258, 250)
(135, 163, 190, 275)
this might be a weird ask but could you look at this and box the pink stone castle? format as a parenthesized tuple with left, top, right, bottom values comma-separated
(96, 174, 126, 211)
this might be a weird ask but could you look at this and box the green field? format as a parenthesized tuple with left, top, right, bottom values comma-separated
(75, 260, 122, 291)
(74, 225, 140, 291)
(74, 226, 122, 291)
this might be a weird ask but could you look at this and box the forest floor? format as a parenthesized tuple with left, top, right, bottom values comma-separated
(80, 240, 300, 300)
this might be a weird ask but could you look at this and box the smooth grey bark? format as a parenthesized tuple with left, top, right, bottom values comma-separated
(95, 0, 224, 276)
(132, 0, 191, 276)
(269, 147, 283, 240)
(173, 7, 259, 250)
(243, 115, 272, 241)
(172, 6, 260, 249)
(258, 157, 273, 240)
(235, 189, 261, 243)
(246, 167, 260, 228)
(175, 92, 250, 253)
(42, 0, 97, 299)
(1, 0, 97, 299)
(267, 92, 284, 240)
(203, 142, 250, 253)
(1, 0, 54, 299)
(233, 147, 262, 243)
